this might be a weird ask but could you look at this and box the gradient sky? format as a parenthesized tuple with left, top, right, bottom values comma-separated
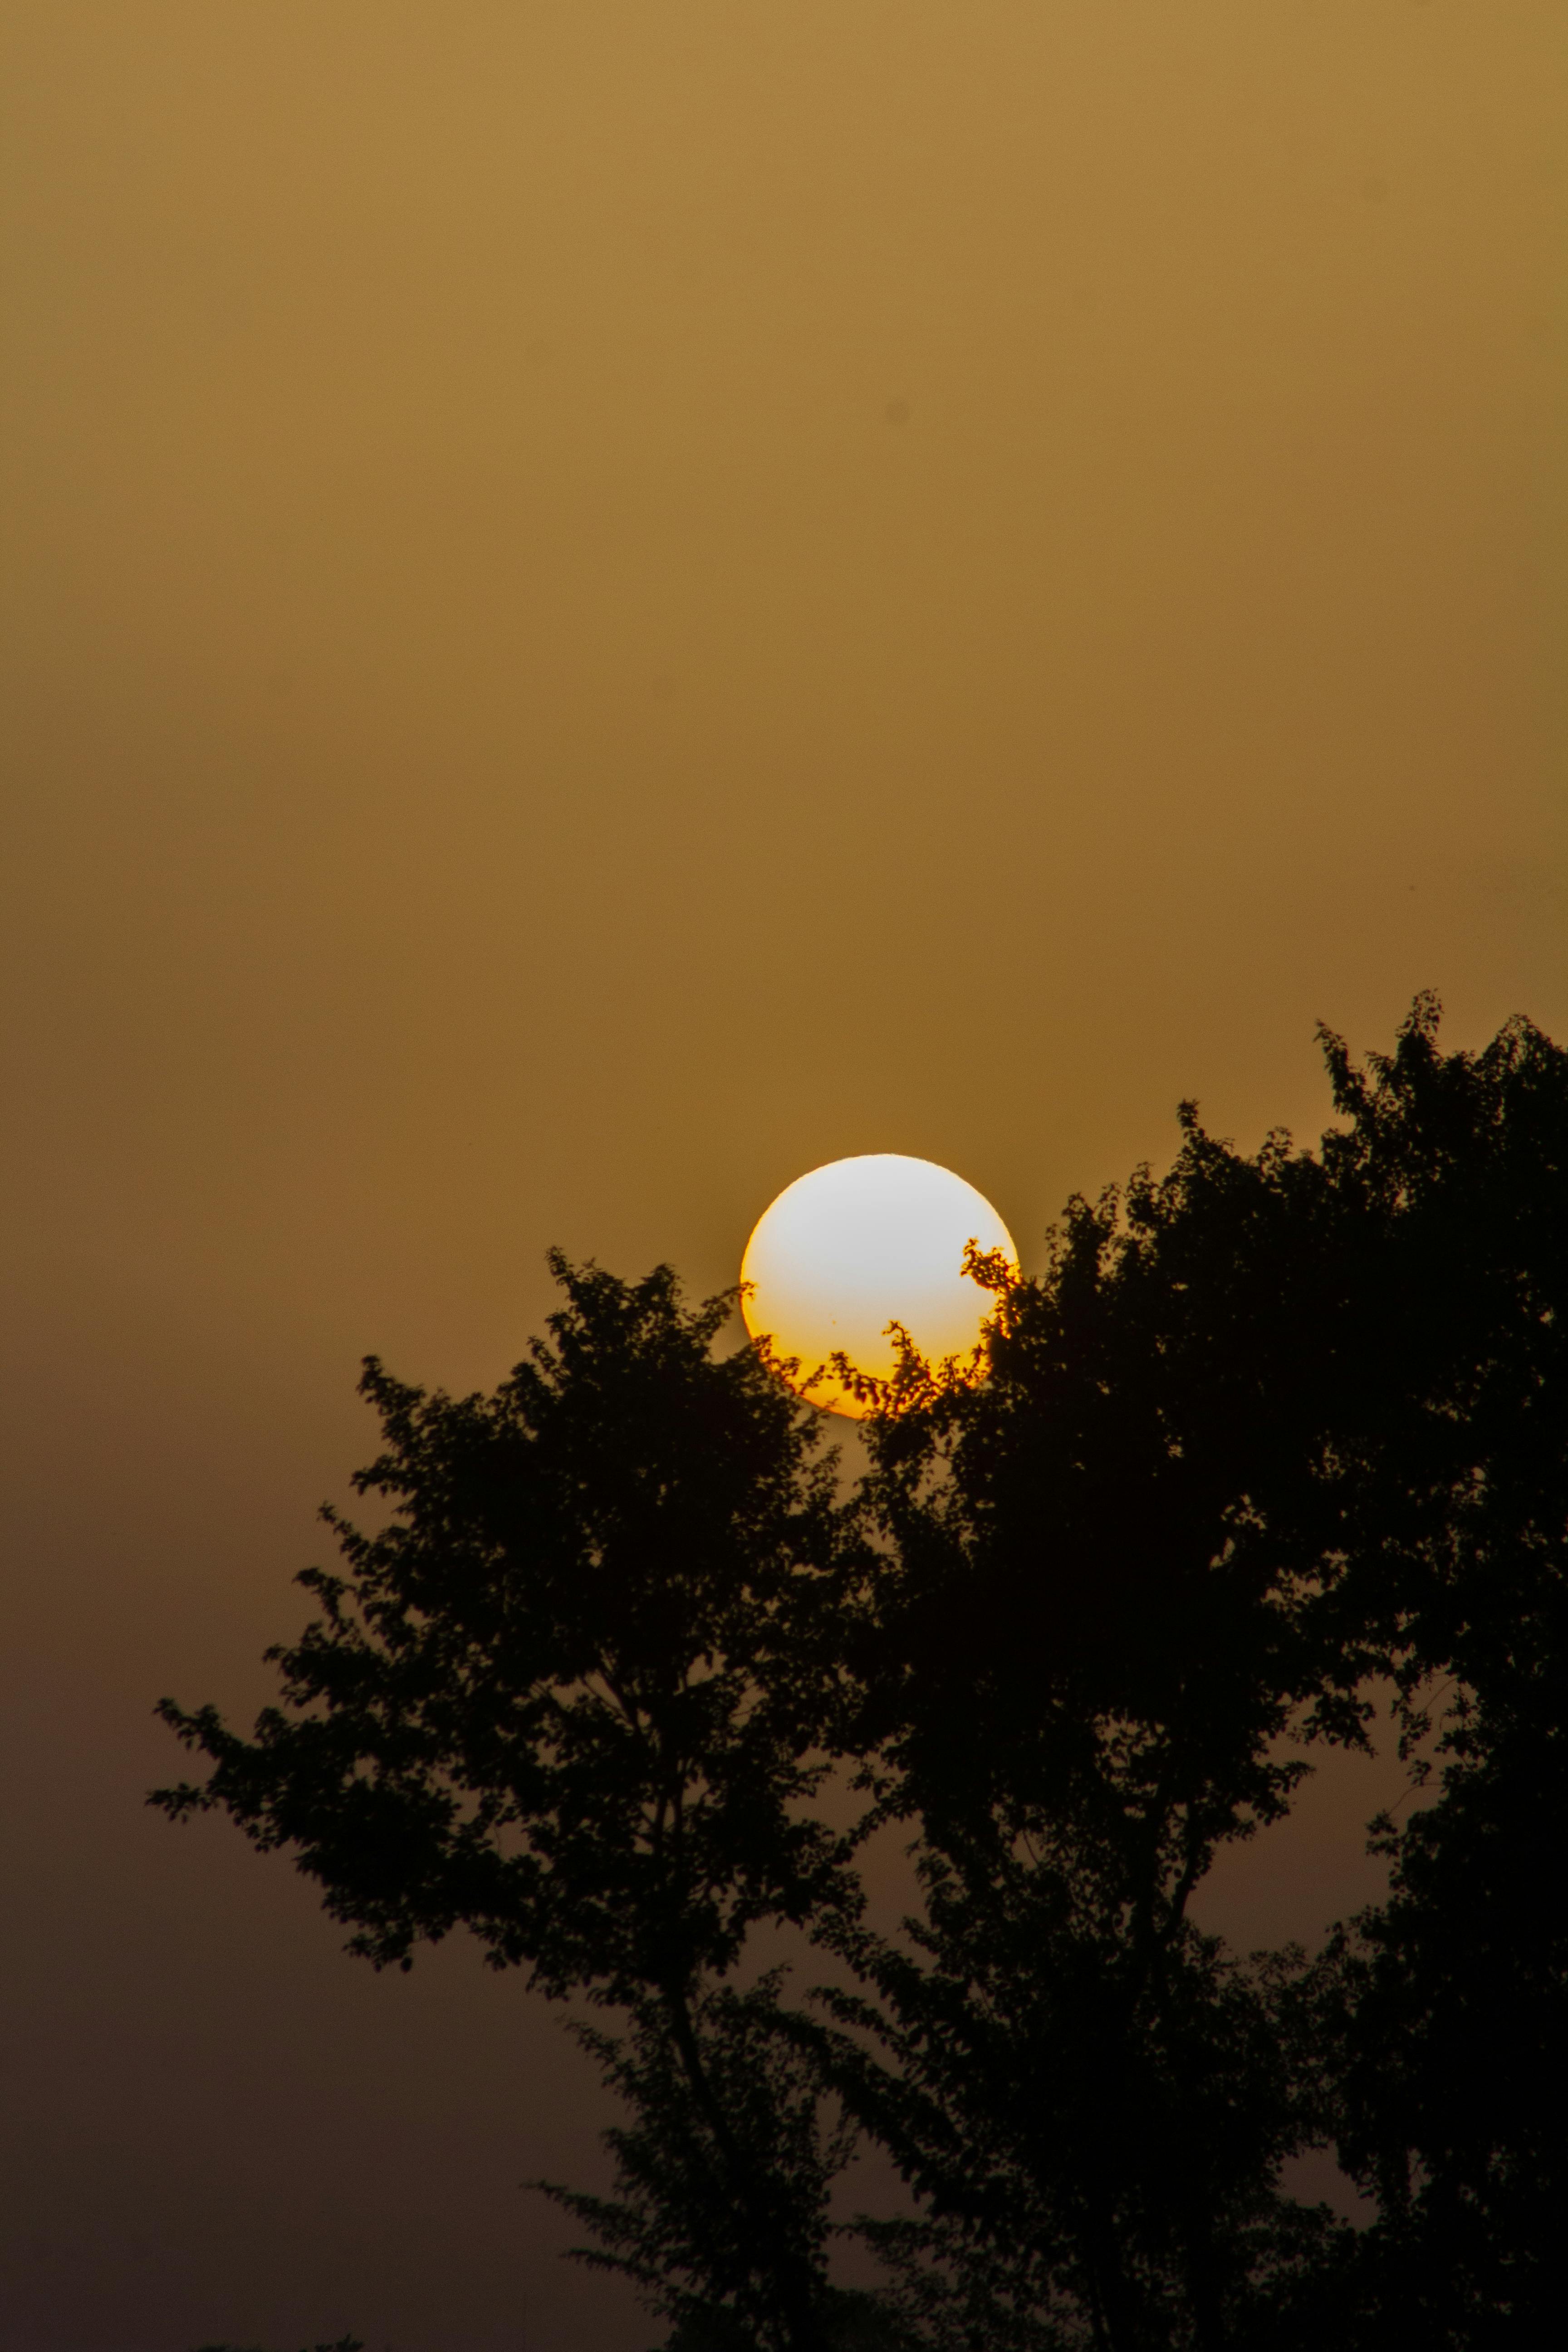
(2, 7, 1565, 2349)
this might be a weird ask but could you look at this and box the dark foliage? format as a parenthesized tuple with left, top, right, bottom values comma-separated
(154, 1253, 861, 1997)
(154, 1001, 1568, 2349)
(817, 997, 1568, 2347)
(536, 1971, 908, 2352)
(1298, 1003, 1568, 2344)
(155, 1254, 867, 2350)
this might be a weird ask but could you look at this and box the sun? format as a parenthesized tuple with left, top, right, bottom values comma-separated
(740, 1154, 1017, 1419)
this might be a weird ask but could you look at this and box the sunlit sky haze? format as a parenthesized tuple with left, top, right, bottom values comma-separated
(1, 6, 1564, 2349)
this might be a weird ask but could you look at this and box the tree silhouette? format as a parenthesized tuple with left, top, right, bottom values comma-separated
(817, 998, 1568, 2347)
(817, 1114, 1370, 2346)
(537, 1971, 909, 2351)
(1300, 1004, 1568, 2345)
(154, 1003, 1568, 2347)
(155, 1255, 868, 2352)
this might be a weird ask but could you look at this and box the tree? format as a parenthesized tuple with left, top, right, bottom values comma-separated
(538, 1972, 908, 2352)
(814, 1148, 1366, 2348)
(817, 998, 1568, 2348)
(155, 1003, 1568, 2349)
(154, 1255, 868, 2352)
(1300, 1003, 1568, 2344)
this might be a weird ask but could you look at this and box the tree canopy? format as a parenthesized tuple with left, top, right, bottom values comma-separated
(156, 999, 1568, 2351)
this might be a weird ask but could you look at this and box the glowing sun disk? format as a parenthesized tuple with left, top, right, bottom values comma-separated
(739, 1154, 1017, 1419)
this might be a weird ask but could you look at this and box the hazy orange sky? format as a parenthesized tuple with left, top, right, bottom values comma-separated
(2, 6, 1564, 2347)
